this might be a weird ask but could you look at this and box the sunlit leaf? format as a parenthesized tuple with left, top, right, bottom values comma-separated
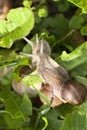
(22, 70, 43, 86)
(0, 7, 34, 48)
(56, 41, 87, 72)
(67, 0, 87, 13)
(80, 25, 87, 36)
(42, 116, 48, 130)
(38, 7, 48, 18)
(22, 71, 51, 105)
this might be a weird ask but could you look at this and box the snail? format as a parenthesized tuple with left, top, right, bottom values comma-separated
(11, 34, 87, 107)
(19, 35, 68, 103)
(12, 34, 69, 99)
(20, 35, 87, 107)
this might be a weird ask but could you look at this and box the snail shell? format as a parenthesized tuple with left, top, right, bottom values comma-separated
(61, 80, 87, 105)
(40, 81, 87, 107)
(40, 83, 62, 107)
(12, 79, 42, 97)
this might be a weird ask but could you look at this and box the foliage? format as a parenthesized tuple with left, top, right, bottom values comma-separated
(0, 7, 34, 48)
(67, 0, 87, 14)
(0, 0, 87, 130)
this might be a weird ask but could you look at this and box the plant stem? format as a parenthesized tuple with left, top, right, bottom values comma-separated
(57, 29, 75, 44)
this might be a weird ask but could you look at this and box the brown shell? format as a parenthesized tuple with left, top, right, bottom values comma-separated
(12, 79, 42, 98)
(61, 81, 87, 105)
(40, 83, 62, 107)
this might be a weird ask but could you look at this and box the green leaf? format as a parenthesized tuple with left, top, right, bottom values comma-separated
(22, 71, 51, 105)
(58, 1, 69, 12)
(0, 110, 14, 119)
(69, 15, 84, 29)
(46, 109, 63, 130)
(56, 41, 87, 72)
(0, 86, 26, 129)
(80, 25, 87, 36)
(42, 116, 48, 130)
(52, 14, 69, 39)
(55, 41, 87, 82)
(67, 0, 87, 13)
(20, 92, 32, 116)
(23, 0, 32, 7)
(60, 109, 86, 130)
(74, 76, 87, 86)
(38, 7, 48, 18)
(22, 43, 32, 53)
(0, 117, 4, 129)
(13, 58, 30, 81)
(34, 106, 50, 130)
(22, 70, 43, 86)
(0, 7, 34, 48)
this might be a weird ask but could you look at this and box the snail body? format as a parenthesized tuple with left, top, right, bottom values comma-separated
(23, 35, 69, 83)
(14, 35, 87, 107)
